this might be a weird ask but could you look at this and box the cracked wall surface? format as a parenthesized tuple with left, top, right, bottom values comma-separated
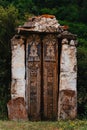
(58, 39, 77, 119)
(11, 36, 25, 99)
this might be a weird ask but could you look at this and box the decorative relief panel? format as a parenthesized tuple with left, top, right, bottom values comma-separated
(47, 65, 53, 118)
(28, 62, 41, 120)
(26, 34, 41, 120)
(43, 34, 56, 61)
(27, 34, 41, 61)
(43, 34, 58, 119)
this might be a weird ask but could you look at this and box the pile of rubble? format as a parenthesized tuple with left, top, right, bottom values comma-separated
(18, 14, 63, 33)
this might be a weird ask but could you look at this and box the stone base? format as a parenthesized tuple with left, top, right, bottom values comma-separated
(58, 90, 77, 120)
(7, 97, 28, 121)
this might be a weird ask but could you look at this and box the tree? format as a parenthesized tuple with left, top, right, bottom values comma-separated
(0, 5, 19, 119)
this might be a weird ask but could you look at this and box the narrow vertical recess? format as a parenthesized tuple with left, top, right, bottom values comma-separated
(25, 36, 29, 115)
(40, 34, 44, 120)
(25, 37, 27, 81)
(25, 36, 29, 114)
(57, 38, 62, 113)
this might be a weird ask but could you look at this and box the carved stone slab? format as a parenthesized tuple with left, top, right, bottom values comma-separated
(26, 34, 41, 120)
(43, 34, 58, 120)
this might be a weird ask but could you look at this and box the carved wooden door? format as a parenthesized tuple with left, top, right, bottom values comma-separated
(26, 34, 58, 120)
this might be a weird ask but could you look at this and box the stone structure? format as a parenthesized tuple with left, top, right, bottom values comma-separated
(7, 97, 28, 121)
(58, 37, 77, 120)
(7, 14, 77, 121)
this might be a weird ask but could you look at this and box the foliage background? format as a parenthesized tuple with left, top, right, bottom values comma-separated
(0, 0, 87, 119)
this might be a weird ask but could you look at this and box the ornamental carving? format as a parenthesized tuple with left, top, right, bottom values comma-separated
(43, 34, 57, 61)
(27, 34, 41, 61)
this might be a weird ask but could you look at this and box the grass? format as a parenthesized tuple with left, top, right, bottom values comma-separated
(0, 119, 87, 130)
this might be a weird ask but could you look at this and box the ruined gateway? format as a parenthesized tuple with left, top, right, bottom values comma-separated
(7, 15, 77, 121)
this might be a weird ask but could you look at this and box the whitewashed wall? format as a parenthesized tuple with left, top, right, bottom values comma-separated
(11, 36, 25, 99)
(58, 39, 77, 119)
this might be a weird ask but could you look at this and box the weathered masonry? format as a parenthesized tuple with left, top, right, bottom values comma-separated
(7, 15, 77, 121)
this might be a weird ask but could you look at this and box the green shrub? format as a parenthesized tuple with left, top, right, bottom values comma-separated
(77, 47, 87, 118)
